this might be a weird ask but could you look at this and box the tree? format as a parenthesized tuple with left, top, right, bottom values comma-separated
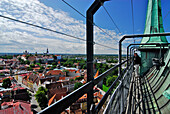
(0, 73, 5, 76)
(52, 62, 57, 65)
(33, 60, 36, 64)
(18, 57, 22, 62)
(25, 60, 30, 65)
(51, 65, 56, 69)
(74, 82, 83, 90)
(39, 59, 42, 64)
(106, 75, 117, 87)
(30, 64, 35, 68)
(63, 70, 69, 76)
(75, 76, 84, 81)
(35, 87, 48, 109)
(82, 64, 87, 69)
(53, 55, 57, 60)
(2, 78, 12, 88)
(38, 86, 47, 94)
(26, 55, 30, 59)
(27, 67, 33, 71)
(70, 79, 74, 82)
(0, 66, 3, 70)
(39, 66, 45, 73)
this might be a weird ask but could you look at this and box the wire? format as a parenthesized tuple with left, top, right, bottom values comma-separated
(163, 10, 170, 21)
(130, 0, 135, 43)
(0, 15, 117, 50)
(102, 5, 121, 34)
(62, 0, 86, 18)
(0, 15, 86, 42)
(61, 0, 119, 43)
(95, 42, 117, 50)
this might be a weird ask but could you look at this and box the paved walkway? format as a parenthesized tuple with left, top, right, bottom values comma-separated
(31, 93, 42, 113)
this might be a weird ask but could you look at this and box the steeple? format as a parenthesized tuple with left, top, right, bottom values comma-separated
(139, 0, 168, 76)
(47, 48, 49, 54)
(141, 0, 168, 44)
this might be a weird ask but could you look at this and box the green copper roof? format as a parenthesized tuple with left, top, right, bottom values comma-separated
(141, 0, 168, 44)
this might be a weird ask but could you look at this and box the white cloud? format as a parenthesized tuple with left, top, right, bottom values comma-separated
(0, 0, 122, 54)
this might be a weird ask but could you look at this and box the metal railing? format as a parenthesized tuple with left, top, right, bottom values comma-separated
(38, 0, 170, 113)
(103, 62, 134, 114)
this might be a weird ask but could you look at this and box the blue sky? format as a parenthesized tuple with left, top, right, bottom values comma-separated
(0, 0, 169, 54)
(39, 0, 170, 34)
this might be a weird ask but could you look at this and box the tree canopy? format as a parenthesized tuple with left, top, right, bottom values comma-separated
(2, 78, 12, 88)
(74, 82, 83, 90)
(35, 86, 48, 109)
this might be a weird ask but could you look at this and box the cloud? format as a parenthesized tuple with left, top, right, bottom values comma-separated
(0, 0, 122, 54)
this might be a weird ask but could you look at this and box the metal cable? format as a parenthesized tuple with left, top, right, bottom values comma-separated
(0, 14, 117, 50)
(131, 0, 135, 44)
(163, 10, 170, 21)
(102, 5, 121, 34)
(61, 0, 119, 43)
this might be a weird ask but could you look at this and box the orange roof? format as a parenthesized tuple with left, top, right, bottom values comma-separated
(83, 81, 86, 84)
(46, 70, 64, 76)
(39, 73, 43, 77)
(79, 92, 103, 100)
(22, 55, 26, 57)
(94, 70, 99, 79)
(27, 74, 30, 80)
(67, 69, 76, 72)
(0, 101, 33, 114)
(48, 94, 56, 106)
(79, 94, 87, 100)
(59, 77, 65, 80)
(33, 67, 40, 70)
(76, 70, 80, 74)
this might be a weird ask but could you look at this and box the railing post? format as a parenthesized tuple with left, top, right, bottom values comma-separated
(119, 41, 122, 77)
(120, 79, 124, 113)
(86, 0, 108, 113)
(130, 47, 133, 63)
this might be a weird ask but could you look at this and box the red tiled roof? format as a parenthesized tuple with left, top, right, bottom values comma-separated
(76, 70, 80, 74)
(79, 94, 87, 100)
(67, 69, 76, 72)
(46, 70, 64, 76)
(78, 91, 103, 102)
(48, 88, 67, 101)
(59, 77, 65, 80)
(33, 67, 40, 70)
(0, 101, 33, 114)
(28, 56, 36, 62)
(22, 55, 26, 57)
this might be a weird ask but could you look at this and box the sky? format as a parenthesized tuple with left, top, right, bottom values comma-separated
(0, 0, 169, 54)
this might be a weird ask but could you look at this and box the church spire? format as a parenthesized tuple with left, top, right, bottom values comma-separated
(47, 48, 49, 54)
(141, 0, 168, 44)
